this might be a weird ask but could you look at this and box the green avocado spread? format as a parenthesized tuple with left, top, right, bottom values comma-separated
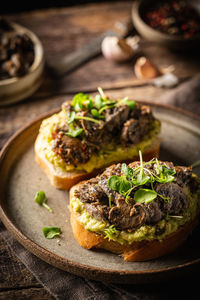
(38, 111, 160, 173)
(70, 184, 199, 244)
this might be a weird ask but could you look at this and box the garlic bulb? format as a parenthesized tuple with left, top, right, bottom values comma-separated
(134, 57, 161, 79)
(101, 36, 134, 62)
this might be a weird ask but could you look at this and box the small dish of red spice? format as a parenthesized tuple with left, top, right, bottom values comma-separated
(144, 0, 200, 39)
(132, 0, 200, 50)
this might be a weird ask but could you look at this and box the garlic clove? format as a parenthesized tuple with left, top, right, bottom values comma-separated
(134, 57, 161, 79)
(126, 36, 140, 51)
(153, 73, 179, 88)
(101, 36, 134, 62)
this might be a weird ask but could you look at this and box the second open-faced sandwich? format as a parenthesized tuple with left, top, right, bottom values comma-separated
(69, 152, 200, 261)
(35, 88, 161, 189)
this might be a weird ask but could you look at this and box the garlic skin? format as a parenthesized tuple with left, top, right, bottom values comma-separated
(101, 36, 134, 62)
(153, 73, 179, 88)
(134, 57, 161, 79)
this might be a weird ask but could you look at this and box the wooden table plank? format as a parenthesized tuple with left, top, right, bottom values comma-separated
(0, 288, 54, 300)
(0, 234, 53, 299)
(5, 2, 200, 98)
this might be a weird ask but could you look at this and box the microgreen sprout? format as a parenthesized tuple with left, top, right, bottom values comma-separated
(66, 127, 83, 138)
(108, 195, 112, 208)
(168, 215, 183, 219)
(117, 97, 136, 110)
(104, 225, 119, 240)
(91, 108, 105, 120)
(42, 226, 61, 239)
(191, 160, 200, 168)
(108, 151, 177, 205)
(97, 86, 106, 99)
(62, 88, 137, 138)
(34, 191, 53, 213)
(74, 115, 102, 124)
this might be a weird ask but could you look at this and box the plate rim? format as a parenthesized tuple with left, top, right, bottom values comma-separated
(0, 102, 200, 283)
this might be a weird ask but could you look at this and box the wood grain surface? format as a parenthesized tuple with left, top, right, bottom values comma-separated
(1, 1, 200, 299)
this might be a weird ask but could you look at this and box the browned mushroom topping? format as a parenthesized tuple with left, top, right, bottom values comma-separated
(0, 18, 34, 80)
(75, 161, 195, 232)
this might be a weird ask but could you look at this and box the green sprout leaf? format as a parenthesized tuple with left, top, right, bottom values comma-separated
(119, 97, 136, 110)
(34, 191, 53, 213)
(119, 177, 132, 195)
(98, 104, 114, 114)
(121, 163, 134, 180)
(156, 175, 175, 184)
(66, 128, 83, 138)
(94, 94, 104, 109)
(104, 225, 119, 240)
(72, 93, 92, 111)
(132, 172, 150, 186)
(97, 87, 106, 99)
(68, 111, 76, 124)
(108, 175, 132, 196)
(72, 93, 84, 111)
(85, 98, 93, 110)
(156, 165, 176, 183)
(42, 227, 61, 239)
(162, 165, 176, 176)
(108, 175, 121, 191)
(132, 150, 150, 186)
(91, 109, 105, 120)
(134, 188, 157, 203)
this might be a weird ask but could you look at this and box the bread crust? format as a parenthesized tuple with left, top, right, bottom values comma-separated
(35, 133, 161, 190)
(69, 184, 199, 262)
(70, 208, 199, 262)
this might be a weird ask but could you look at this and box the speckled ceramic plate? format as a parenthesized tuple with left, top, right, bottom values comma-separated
(0, 103, 200, 284)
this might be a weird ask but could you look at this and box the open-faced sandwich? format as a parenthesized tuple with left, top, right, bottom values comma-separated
(69, 152, 200, 261)
(35, 88, 161, 190)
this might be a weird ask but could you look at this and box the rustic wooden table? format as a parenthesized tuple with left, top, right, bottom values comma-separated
(0, 2, 200, 299)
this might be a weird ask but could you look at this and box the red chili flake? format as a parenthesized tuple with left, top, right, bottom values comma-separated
(184, 33, 191, 39)
(189, 29, 195, 35)
(144, 0, 200, 38)
(181, 24, 187, 31)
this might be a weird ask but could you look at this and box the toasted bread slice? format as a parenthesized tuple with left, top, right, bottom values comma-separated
(35, 133, 160, 190)
(69, 183, 199, 262)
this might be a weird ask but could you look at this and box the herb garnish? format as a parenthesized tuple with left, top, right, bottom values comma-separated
(117, 97, 136, 110)
(66, 127, 84, 138)
(104, 225, 119, 240)
(62, 88, 136, 138)
(107, 175, 132, 198)
(72, 93, 93, 112)
(42, 226, 61, 239)
(108, 151, 176, 204)
(134, 188, 157, 203)
(108, 195, 112, 208)
(34, 191, 53, 213)
(91, 108, 105, 120)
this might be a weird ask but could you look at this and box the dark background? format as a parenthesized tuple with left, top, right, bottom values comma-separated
(1, 0, 132, 14)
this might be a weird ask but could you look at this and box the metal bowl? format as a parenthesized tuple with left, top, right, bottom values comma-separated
(132, 0, 200, 50)
(0, 22, 44, 106)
